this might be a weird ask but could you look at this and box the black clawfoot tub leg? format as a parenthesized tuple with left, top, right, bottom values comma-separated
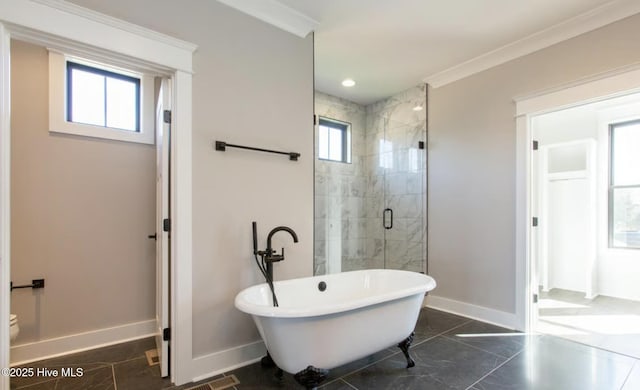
(294, 365, 329, 389)
(261, 352, 285, 380)
(398, 332, 416, 368)
(261, 352, 276, 368)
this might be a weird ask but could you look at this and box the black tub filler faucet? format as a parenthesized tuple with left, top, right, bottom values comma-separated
(251, 222, 299, 373)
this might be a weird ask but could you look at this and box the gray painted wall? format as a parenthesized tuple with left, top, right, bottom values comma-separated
(10, 40, 156, 343)
(429, 13, 640, 315)
(67, 0, 314, 358)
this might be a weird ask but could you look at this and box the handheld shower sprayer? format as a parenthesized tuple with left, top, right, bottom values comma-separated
(252, 221, 258, 255)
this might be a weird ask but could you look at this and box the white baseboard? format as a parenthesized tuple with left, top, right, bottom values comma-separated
(191, 340, 265, 383)
(424, 295, 518, 330)
(10, 319, 156, 366)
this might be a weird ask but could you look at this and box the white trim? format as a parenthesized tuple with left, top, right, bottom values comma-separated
(515, 67, 640, 116)
(0, 2, 196, 388)
(215, 0, 319, 38)
(30, 0, 197, 52)
(0, 23, 11, 390)
(425, 0, 640, 88)
(546, 170, 588, 181)
(48, 51, 155, 145)
(424, 295, 518, 330)
(9, 320, 155, 366)
(0, 0, 196, 73)
(155, 77, 171, 377)
(514, 115, 530, 332)
(191, 340, 265, 383)
(170, 70, 193, 385)
(515, 67, 640, 335)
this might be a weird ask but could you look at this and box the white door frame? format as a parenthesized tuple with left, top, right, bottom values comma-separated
(155, 78, 172, 377)
(513, 65, 640, 332)
(0, 1, 196, 388)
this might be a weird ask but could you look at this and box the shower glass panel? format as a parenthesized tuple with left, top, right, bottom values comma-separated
(367, 86, 426, 273)
(314, 85, 427, 275)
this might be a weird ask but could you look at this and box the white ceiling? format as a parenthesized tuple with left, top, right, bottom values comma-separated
(220, 0, 640, 105)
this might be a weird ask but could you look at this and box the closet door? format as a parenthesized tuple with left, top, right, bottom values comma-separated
(547, 177, 589, 292)
(540, 140, 596, 296)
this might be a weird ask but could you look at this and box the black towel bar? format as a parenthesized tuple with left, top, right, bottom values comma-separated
(215, 141, 300, 161)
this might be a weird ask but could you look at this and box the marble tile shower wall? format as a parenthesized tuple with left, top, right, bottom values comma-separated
(314, 85, 427, 275)
(315, 92, 367, 275)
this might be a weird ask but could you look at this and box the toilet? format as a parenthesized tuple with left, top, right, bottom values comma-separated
(10, 314, 19, 342)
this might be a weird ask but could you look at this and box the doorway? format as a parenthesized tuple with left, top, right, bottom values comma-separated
(529, 93, 640, 358)
(7, 38, 172, 376)
(0, 6, 196, 387)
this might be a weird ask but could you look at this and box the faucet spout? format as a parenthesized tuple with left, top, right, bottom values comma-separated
(266, 226, 299, 256)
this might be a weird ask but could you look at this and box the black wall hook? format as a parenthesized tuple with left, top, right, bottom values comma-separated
(11, 279, 45, 291)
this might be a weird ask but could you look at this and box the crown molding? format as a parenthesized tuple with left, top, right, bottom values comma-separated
(424, 0, 640, 88)
(29, 0, 198, 52)
(1, 0, 197, 72)
(215, 0, 319, 38)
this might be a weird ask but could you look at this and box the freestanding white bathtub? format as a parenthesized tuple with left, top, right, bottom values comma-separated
(235, 269, 436, 388)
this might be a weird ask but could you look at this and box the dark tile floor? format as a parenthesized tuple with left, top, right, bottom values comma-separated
(11, 308, 640, 389)
(9, 338, 226, 390)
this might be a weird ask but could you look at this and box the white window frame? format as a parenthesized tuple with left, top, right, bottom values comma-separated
(49, 50, 155, 144)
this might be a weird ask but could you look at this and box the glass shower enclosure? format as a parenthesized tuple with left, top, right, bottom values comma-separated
(314, 85, 427, 275)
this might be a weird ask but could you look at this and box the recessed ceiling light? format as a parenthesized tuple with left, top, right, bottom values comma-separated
(413, 105, 423, 111)
(342, 78, 356, 87)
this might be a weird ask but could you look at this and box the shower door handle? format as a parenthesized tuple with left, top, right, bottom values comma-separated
(383, 208, 393, 229)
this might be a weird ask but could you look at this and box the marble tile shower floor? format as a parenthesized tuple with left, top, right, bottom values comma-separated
(11, 308, 640, 389)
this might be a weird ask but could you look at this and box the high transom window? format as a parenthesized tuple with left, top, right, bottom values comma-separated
(49, 51, 154, 144)
(67, 61, 140, 132)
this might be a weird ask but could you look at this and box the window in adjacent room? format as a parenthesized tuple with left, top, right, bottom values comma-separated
(318, 117, 351, 163)
(49, 51, 154, 144)
(609, 119, 640, 249)
(67, 61, 140, 131)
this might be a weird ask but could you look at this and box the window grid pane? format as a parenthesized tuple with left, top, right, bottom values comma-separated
(328, 128, 343, 161)
(611, 187, 640, 249)
(318, 126, 329, 160)
(612, 122, 640, 186)
(106, 78, 138, 131)
(70, 68, 105, 127)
